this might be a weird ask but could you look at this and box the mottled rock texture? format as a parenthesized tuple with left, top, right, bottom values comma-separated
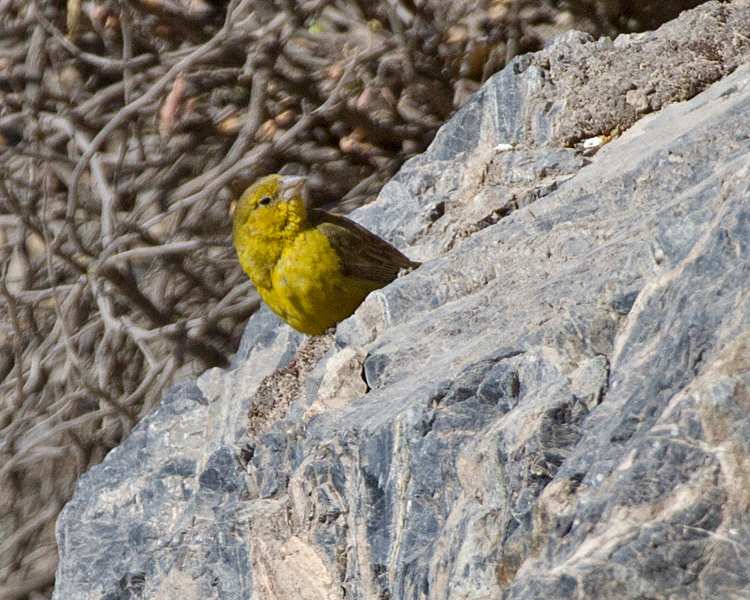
(54, 2, 750, 599)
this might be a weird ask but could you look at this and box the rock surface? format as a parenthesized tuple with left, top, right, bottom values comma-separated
(53, 2, 750, 599)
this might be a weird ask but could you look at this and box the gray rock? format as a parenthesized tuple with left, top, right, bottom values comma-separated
(54, 2, 750, 599)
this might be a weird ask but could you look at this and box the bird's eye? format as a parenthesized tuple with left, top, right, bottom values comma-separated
(258, 195, 272, 206)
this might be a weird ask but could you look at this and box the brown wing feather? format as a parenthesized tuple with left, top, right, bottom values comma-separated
(308, 209, 419, 284)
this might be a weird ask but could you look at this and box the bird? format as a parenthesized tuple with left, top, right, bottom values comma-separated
(232, 174, 420, 335)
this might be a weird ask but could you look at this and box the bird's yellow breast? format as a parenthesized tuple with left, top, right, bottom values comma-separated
(260, 228, 381, 334)
(235, 205, 380, 335)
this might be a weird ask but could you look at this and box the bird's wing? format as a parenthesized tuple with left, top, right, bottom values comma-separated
(308, 209, 419, 284)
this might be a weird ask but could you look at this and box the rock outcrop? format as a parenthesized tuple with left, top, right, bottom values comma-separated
(53, 2, 750, 598)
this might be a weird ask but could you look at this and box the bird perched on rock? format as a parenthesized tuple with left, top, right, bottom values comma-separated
(233, 174, 420, 335)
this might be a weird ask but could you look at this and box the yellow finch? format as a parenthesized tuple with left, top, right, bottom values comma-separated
(233, 174, 419, 335)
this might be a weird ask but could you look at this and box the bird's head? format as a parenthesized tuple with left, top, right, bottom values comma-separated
(233, 174, 307, 239)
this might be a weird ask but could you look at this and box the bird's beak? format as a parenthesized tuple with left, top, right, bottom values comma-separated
(280, 175, 306, 201)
